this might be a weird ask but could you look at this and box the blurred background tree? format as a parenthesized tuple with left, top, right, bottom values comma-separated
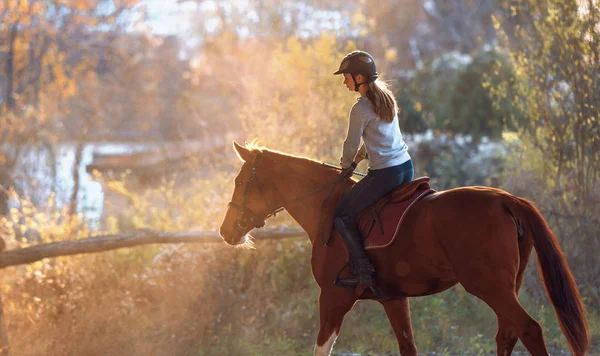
(491, 0, 600, 303)
(494, 0, 600, 204)
(0, 0, 140, 216)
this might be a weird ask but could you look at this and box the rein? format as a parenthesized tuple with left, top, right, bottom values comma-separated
(227, 152, 354, 239)
(322, 162, 366, 177)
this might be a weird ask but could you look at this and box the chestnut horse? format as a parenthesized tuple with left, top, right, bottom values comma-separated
(219, 142, 588, 356)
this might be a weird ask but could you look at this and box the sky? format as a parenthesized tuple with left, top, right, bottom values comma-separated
(136, 0, 200, 35)
(137, 0, 348, 39)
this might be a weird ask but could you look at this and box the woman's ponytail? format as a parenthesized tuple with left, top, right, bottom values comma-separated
(365, 79, 398, 123)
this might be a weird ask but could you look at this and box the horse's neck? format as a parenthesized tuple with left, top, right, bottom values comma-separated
(284, 192, 334, 245)
(273, 158, 339, 244)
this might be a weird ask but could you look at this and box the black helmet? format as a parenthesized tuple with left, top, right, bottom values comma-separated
(333, 50, 379, 91)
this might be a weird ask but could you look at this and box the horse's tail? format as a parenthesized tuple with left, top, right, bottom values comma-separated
(507, 196, 588, 356)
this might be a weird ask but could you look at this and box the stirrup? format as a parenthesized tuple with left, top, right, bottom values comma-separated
(334, 261, 374, 286)
(334, 276, 389, 300)
(334, 265, 388, 300)
(334, 264, 358, 289)
(334, 270, 373, 288)
(334, 275, 361, 289)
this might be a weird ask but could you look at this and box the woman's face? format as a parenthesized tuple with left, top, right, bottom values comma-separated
(342, 73, 363, 91)
(342, 73, 354, 91)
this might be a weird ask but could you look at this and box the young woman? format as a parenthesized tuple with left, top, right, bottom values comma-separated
(333, 50, 414, 294)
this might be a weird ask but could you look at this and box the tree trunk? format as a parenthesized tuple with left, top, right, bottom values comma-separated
(5, 24, 18, 113)
(69, 144, 84, 215)
(0, 293, 10, 356)
(0, 228, 305, 269)
(0, 24, 19, 217)
(0, 162, 15, 218)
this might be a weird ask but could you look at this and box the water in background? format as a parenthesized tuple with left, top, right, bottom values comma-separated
(13, 142, 154, 226)
(12, 134, 236, 227)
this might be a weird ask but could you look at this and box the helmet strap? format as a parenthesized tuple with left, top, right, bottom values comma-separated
(351, 74, 366, 92)
(351, 73, 377, 92)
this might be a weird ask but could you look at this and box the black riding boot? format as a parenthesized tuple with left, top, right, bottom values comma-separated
(333, 216, 375, 287)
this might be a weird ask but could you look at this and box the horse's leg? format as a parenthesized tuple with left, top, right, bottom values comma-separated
(484, 291, 549, 356)
(464, 279, 548, 355)
(496, 318, 518, 356)
(313, 288, 357, 356)
(495, 240, 533, 356)
(494, 287, 523, 355)
(381, 297, 418, 356)
(459, 248, 548, 354)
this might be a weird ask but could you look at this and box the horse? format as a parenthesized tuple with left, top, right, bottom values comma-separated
(218, 142, 589, 356)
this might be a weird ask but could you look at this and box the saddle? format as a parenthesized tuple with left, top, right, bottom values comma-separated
(356, 177, 435, 250)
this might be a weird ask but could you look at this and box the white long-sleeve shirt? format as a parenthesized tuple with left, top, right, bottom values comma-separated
(340, 95, 411, 170)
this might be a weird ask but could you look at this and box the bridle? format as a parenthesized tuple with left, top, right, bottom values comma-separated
(227, 153, 279, 231)
(227, 152, 350, 232)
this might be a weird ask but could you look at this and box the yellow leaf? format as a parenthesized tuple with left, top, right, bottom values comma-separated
(64, 79, 77, 97)
(502, 131, 519, 143)
(18, 0, 28, 12)
(352, 11, 367, 26)
(115, 0, 139, 9)
(413, 102, 422, 113)
(385, 48, 398, 62)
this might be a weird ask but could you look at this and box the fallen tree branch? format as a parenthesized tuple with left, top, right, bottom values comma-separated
(0, 228, 306, 269)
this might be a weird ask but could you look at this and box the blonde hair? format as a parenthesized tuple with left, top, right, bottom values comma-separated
(365, 79, 398, 123)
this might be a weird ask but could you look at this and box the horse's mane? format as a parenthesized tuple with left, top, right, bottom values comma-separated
(244, 140, 341, 178)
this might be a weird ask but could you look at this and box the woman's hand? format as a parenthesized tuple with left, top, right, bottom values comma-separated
(340, 162, 357, 178)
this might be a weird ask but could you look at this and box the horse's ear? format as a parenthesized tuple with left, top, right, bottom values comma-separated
(233, 141, 251, 162)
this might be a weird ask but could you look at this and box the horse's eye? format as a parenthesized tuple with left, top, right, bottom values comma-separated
(235, 180, 243, 187)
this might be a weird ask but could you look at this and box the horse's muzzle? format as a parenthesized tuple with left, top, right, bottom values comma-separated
(219, 227, 246, 246)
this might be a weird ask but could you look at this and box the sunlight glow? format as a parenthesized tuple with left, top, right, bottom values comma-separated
(235, 234, 256, 250)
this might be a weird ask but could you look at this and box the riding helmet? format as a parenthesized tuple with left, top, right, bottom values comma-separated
(333, 50, 379, 91)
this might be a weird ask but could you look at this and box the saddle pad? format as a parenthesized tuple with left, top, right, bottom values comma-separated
(356, 177, 434, 250)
